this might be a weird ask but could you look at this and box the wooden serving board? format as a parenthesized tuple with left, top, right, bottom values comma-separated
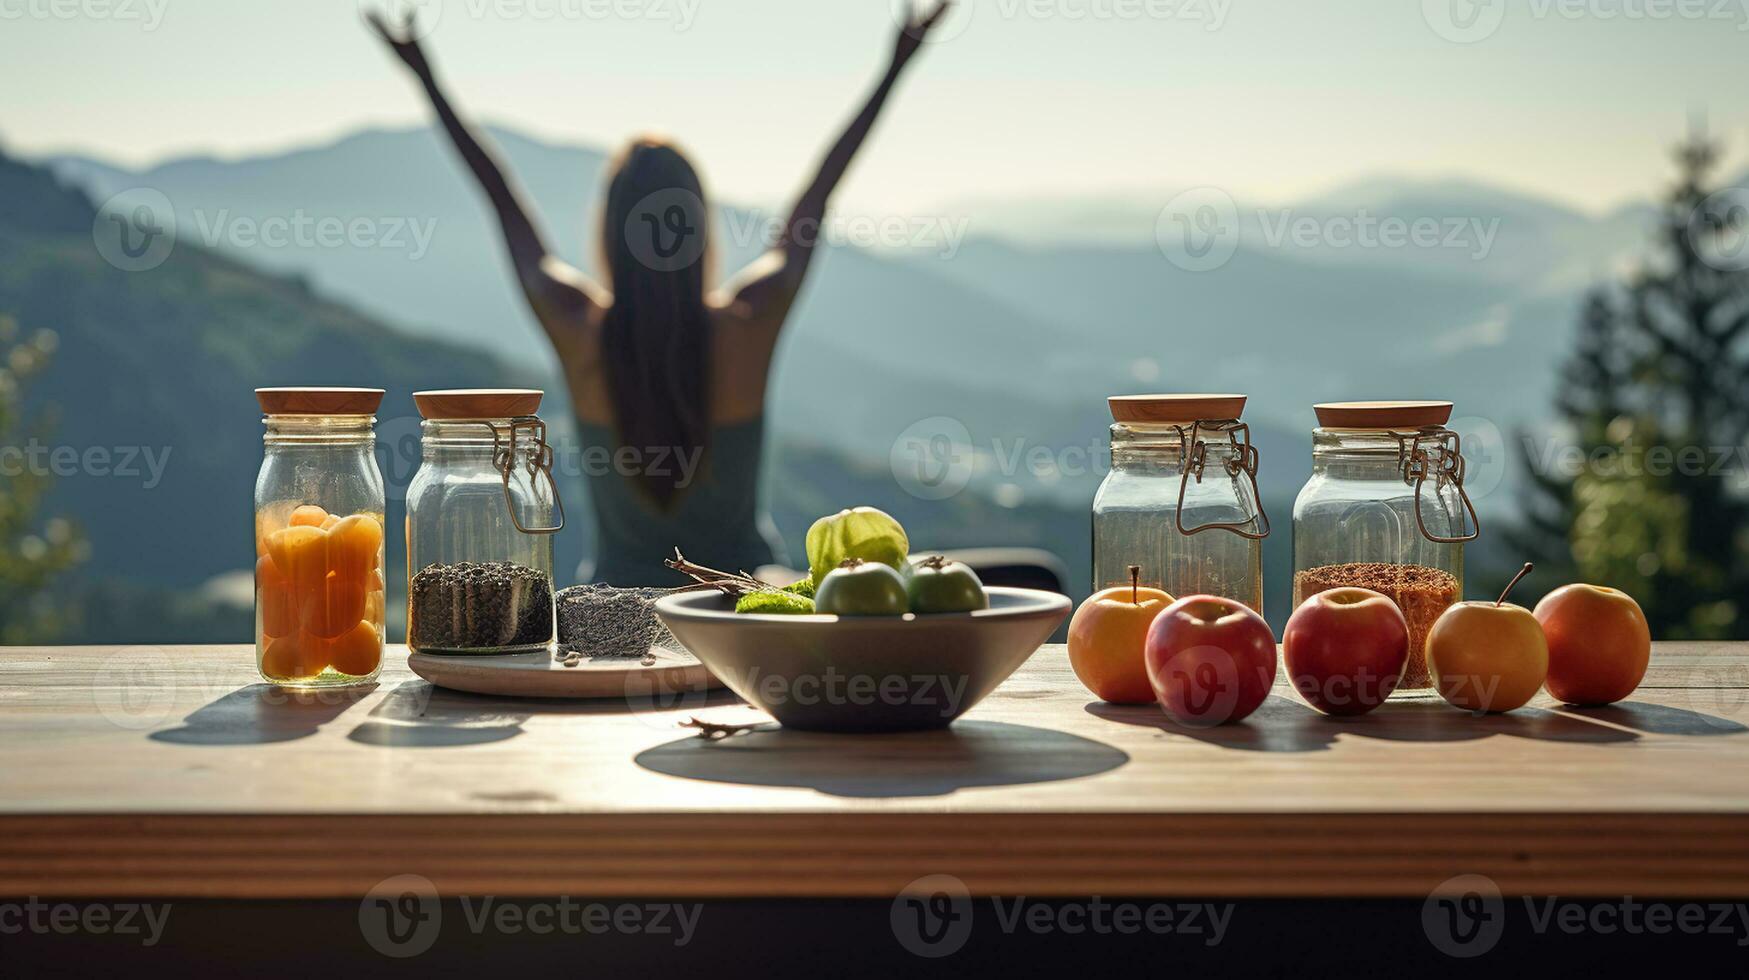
(407, 647, 726, 700)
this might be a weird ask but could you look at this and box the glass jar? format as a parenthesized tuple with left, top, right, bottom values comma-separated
(406, 389, 563, 655)
(254, 387, 387, 687)
(1292, 401, 1480, 694)
(1092, 395, 1270, 613)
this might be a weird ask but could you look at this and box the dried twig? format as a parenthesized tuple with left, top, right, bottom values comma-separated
(679, 717, 765, 740)
(665, 548, 768, 598)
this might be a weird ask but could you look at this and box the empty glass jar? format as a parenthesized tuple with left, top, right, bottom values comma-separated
(1292, 401, 1480, 693)
(1092, 394, 1270, 613)
(254, 387, 387, 687)
(406, 389, 564, 654)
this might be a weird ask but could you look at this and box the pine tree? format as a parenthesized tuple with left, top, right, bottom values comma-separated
(1515, 133, 1749, 638)
(0, 314, 88, 642)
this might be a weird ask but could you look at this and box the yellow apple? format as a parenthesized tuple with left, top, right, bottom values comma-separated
(1068, 567, 1174, 704)
(1426, 564, 1549, 713)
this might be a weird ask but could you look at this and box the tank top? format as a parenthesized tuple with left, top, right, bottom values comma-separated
(575, 417, 787, 587)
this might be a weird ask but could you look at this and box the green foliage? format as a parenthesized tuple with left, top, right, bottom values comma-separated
(734, 589, 815, 615)
(1512, 133, 1749, 639)
(0, 314, 88, 643)
(781, 577, 816, 599)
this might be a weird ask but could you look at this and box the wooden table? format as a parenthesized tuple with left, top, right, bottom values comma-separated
(2, 643, 1746, 899)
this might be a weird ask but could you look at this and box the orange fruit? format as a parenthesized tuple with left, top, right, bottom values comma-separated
(289, 504, 330, 527)
(261, 635, 324, 681)
(255, 554, 295, 640)
(324, 621, 381, 677)
(328, 514, 384, 578)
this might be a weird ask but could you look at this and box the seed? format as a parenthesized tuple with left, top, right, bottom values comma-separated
(409, 560, 554, 652)
(1292, 562, 1459, 689)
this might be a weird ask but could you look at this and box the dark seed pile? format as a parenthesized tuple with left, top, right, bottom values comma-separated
(555, 584, 684, 660)
(410, 561, 553, 652)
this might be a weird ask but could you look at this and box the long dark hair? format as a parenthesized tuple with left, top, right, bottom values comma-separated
(599, 137, 713, 509)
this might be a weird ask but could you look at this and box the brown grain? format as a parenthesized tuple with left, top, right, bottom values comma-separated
(1292, 561, 1460, 690)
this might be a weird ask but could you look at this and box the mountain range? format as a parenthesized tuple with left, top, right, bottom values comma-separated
(15, 124, 1718, 633)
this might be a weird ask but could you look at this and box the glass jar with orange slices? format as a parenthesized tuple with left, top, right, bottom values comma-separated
(254, 388, 388, 686)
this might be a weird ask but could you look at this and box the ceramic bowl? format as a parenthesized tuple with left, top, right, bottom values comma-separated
(653, 587, 1071, 733)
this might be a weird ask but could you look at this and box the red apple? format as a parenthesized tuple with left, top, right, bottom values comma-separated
(1282, 587, 1409, 716)
(1144, 595, 1277, 726)
(1534, 584, 1651, 706)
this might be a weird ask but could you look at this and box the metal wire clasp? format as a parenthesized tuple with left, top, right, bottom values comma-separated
(1392, 426, 1479, 544)
(488, 416, 566, 535)
(1171, 420, 1271, 540)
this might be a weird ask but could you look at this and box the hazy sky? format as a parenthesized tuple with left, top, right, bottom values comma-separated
(4, 0, 1747, 215)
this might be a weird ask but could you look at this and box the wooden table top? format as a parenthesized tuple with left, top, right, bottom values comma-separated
(3, 643, 1747, 899)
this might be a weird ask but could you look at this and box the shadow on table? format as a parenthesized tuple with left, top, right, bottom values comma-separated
(634, 720, 1129, 798)
(1085, 694, 1642, 752)
(346, 680, 527, 747)
(1557, 701, 1747, 736)
(343, 680, 747, 748)
(150, 683, 376, 745)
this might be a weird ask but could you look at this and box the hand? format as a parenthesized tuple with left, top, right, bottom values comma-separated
(366, 7, 432, 78)
(892, 0, 952, 69)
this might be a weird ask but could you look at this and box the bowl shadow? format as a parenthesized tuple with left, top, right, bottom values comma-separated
(634, 720, 1129, 798)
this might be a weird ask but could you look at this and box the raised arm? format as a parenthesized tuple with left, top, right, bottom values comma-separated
(368, 12, 603, 333)
(720, 2, 952, 328)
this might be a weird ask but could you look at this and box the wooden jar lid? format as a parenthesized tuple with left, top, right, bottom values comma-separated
(256, 387, 385, 416)
(1314, 401, 1454, 429)
(1109, 394, 1248, 424)
(414, 389, 545, 420)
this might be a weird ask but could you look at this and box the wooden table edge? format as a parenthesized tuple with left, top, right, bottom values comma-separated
(4, 812, 1747, 900)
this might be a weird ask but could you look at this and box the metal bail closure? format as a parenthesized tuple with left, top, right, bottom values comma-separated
(489, 417, 566, 535)
(1393, 426, 1480, 544)
(1172, 420, 1272, 540)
